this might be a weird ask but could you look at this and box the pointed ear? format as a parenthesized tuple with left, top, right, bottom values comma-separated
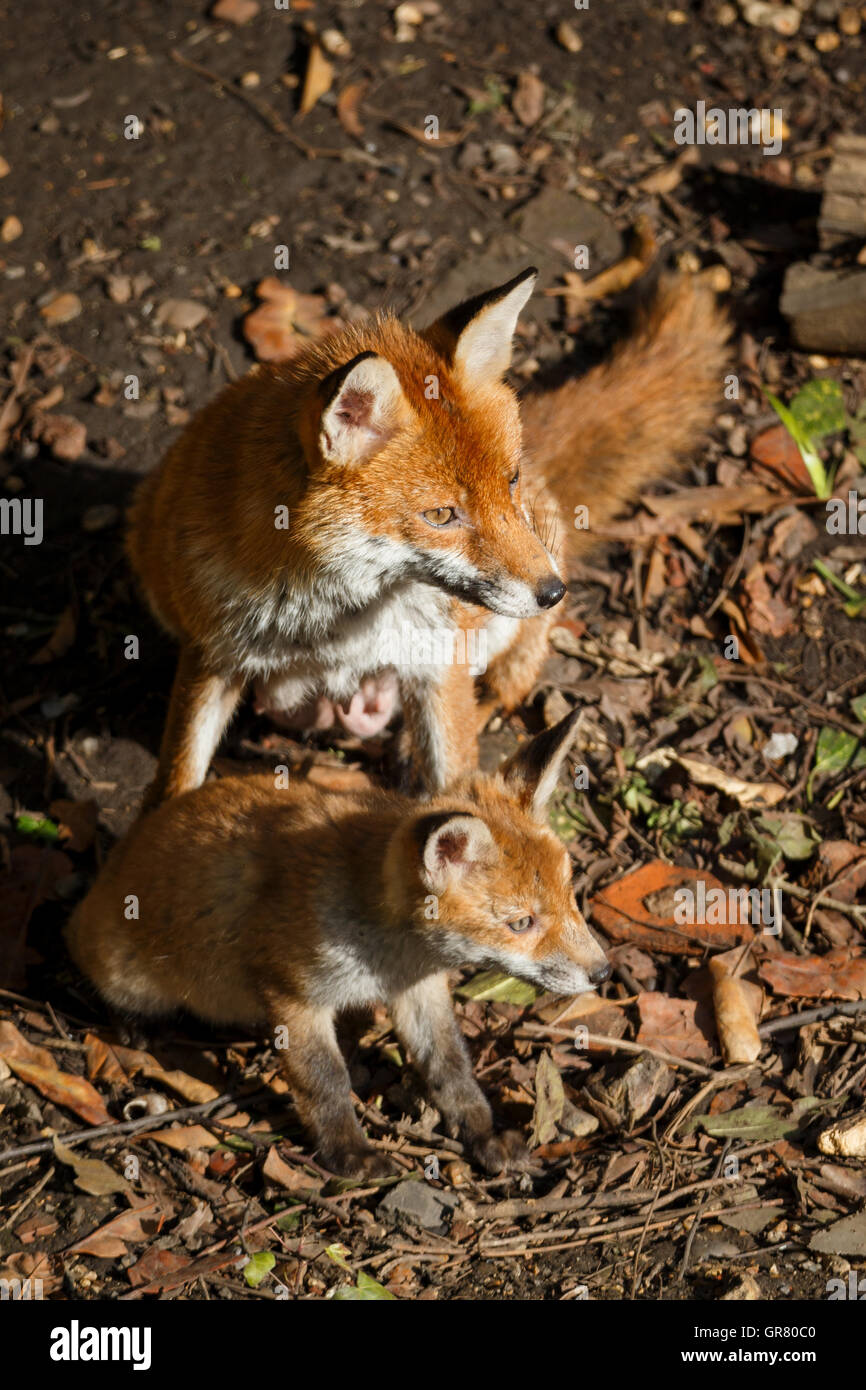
(418, 813, 496, 895)
(501, 707, 583, 821)
(318, 351, 406, 467)
(423, 267, 537, 386)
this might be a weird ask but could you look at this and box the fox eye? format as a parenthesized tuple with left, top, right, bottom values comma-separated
(509, 468, 520, 489)
(422, 506, 456, 527)
(507, 915, 535, 934)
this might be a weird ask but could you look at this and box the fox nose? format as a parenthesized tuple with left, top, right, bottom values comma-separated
(535, 575, 566, 609)
(589, 961, 611, 986)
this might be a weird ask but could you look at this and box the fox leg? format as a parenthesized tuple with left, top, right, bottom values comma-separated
(389, 974, 528, 1174)
(144, 645, 243, 807)
(265, 996, 392, 1179)
(474, 610, 557, 731)
(400, 663, 479, 791)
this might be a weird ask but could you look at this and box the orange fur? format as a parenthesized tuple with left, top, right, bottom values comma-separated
(67, 711, 608, 1177)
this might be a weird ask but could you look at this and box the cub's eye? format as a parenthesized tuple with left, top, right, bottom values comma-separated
(422, 507, 456, 527)
(507, 915, 535, 934)
(509, 468, 520, 489)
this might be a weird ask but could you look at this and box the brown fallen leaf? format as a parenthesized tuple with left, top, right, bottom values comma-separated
(49, 798, 98, 852)
(39, 292, 82, 324)
(388, 118, 470, 148)
(211, 0, 259, 22)
(53, 1138, 129, 1195)
(636, 992, 716, 1062)
(30, 605, 76, 664)
(590, 862, 752, 954)
(0, 1249, 64, 1297)
(636, 746, 786, 808)
(709, 957, 762, 1064)
(136, 1124, 219, 1151)
(126, 1246, 192, 1289)
(66, 1198, 165, 1258)
(243, 277, 343, 363)
(0, 1020, 113, 1127)
(740, 561, 796, 637)
(263, 1145, 320, 1192)
(750, 423, 812, 492)
(299, 41, 334, 115)
(512, 70, 545, 127)
(336, 81, 366, 139)
(759, 949, 866, 1001)
(84, 1032, 132, 1084)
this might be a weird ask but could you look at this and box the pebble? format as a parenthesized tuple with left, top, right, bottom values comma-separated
(1, 215, 22, 243)
(556, 20, 583, 51)
(39, 291, 82, 324)
(815, 28, 841, 46)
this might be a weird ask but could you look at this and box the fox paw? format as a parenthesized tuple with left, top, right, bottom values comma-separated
(471, 1129, 530, 1175)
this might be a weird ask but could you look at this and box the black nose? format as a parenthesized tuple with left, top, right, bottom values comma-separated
(535, 576, 566, 609)
(590, 962, 611, 986)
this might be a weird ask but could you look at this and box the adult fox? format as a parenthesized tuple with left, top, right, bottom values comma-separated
(128, 268, 728, 802)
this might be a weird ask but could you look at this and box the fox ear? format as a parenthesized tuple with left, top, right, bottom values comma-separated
(424, 267, 537, 386)
(501, 707, 583, 820)
(318, 351, 406, 467)
(419, 813, 496, 894)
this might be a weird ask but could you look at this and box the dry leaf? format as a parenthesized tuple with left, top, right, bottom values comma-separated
(709, 957, 762, 1064)
(243, 277, 343, 363)
(530, 1052, 565, 1147)
(636, 992, 716, 1062)
(66, 1199, 165, 1258)
(31, 413, 87, 461)
(750, 423, 812, 492)
(53, 1138, 129, 1195)
(136, 1124, 219, 1151)
(512, 70, 545, 127)
(637, 746, 786, 808)
(336, 82, 366, 138)
(263, 1145, 320, 1191)
(547, 216, 656, 315)
(39, 292, 82, 324)
(759, 949, 866, 1001)
(299, 42, 334, 115)
(0, 1021, 113, 1126)
(590, 862, 752, 954)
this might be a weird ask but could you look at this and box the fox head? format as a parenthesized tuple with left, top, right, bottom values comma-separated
(295, 269, 564, 620)
(388, 708, 610, 994)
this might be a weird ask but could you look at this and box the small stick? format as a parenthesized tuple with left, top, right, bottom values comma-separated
(759, 999, 866, 1038)
(518, 1022, 715, 1076)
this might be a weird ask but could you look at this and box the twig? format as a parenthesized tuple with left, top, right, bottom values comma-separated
(0, 1090, 263, 1167)
(518, 1022, 715, 1076)
(758, 999, 866, 1038)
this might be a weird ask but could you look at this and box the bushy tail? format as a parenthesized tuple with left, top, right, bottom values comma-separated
(521, 273, 731, 563)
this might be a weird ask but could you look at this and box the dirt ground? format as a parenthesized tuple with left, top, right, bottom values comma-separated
(1, 0, 866, 1303)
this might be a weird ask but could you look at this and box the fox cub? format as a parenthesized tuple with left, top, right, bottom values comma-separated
(128, 269, 729, 803)
(66, 709, 609, 1178)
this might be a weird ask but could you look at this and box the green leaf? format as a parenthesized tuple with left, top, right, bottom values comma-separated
(851, 693, 866, 724)
(243, 1251, 275, 1288)
(332, 1270, 396, 1301)
(789, 378, 846, 441)
(456, 970, 537, 1006)
(813, 558, 866, 617)
(808, 726, 866, 799)
(275, 1210, 300, 1232)
(685, 1097, 824, 1142)
(324, 1243, 352, 1269)
(139, 234, 161, 252)
(15, 813, 60, 841)
(753, 813, 819, 862)
(764, 389, 833, 498)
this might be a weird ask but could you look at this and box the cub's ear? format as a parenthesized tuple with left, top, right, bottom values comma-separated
(318, 351, 407, 467)
(423, 267, 537, 387)
(501, 707, 582, 821)
(418, 813, 496, 895)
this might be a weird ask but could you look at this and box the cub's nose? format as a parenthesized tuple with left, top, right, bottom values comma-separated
(589, 961, 612, 986)
(535, 575, 566, 609)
